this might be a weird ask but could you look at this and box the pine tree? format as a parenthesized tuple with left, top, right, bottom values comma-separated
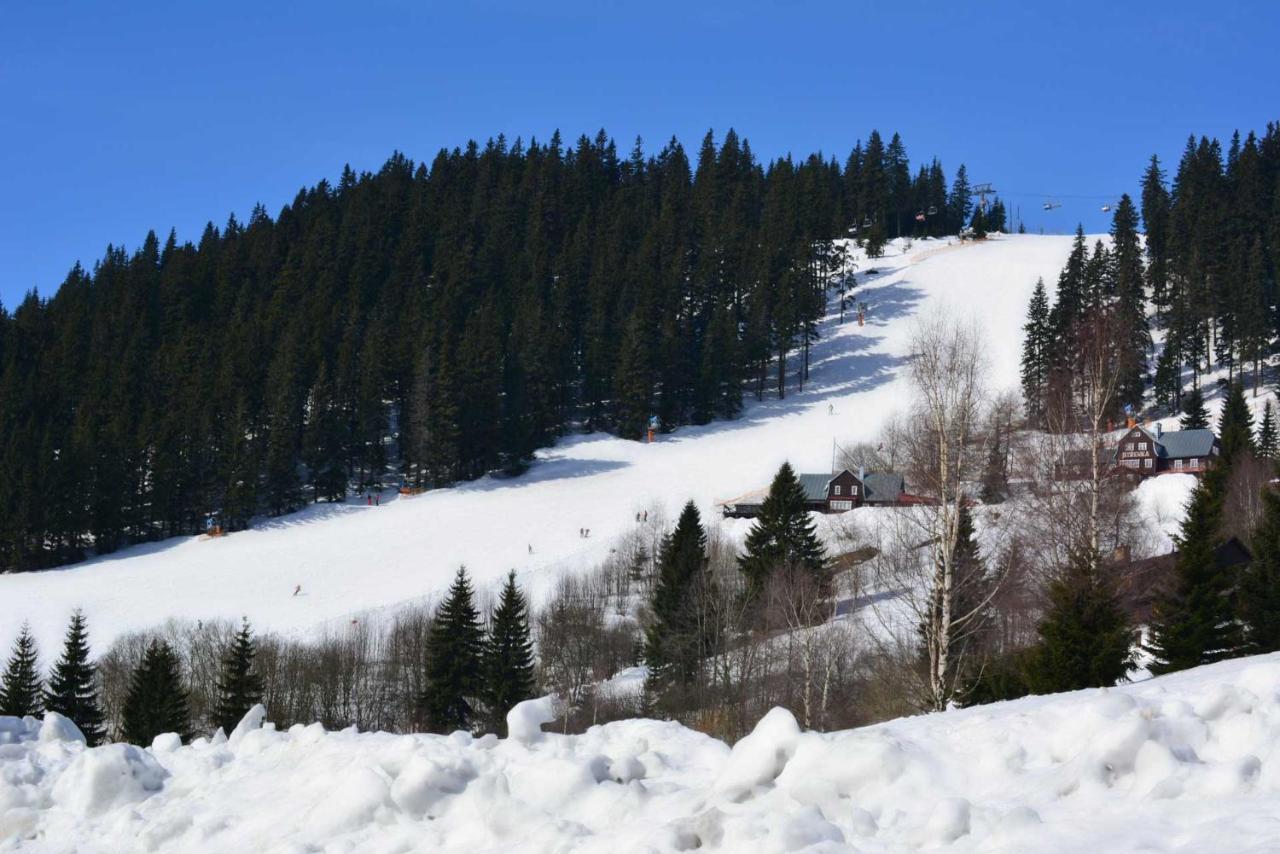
(0, 624, 43, 717)
(423, 567, 484, 733)
(738, 462, 828, 595)
(213, 618, 263, 734)
(1218, 381, 1254, 462)
(44, 611, 105, 745)
(1110, 195, 1149, 411)
(1020, 278, 1050, 424)
(1257, 401, 1278, 460)
(644, 500, 712, 701)
(948, 164, 972, 235)
(1180, 386, 1209, 429)
(1026, 546, 1134, 693)
(121, 639, 192, 745)
(1141, 155, 1172, 313)
(481, 571, 536, 736)
(1146, 468, 1242, 674)
(1244, 478, 1280, 650)
(1240, 486, 1280, 653)
(1154, 342, 1182, 413)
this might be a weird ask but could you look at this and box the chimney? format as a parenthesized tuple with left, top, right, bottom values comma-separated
(858, 465, 865, 482)
(1155, 423, 1163, 439)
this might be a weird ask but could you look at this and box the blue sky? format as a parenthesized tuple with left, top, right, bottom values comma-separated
(1, 0, 1276, 306)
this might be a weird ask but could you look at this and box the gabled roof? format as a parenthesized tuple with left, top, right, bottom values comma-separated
(797, 470, 906, 503)
(798, 474, 834, 501)
(1119, 426, 1218, 460)
(863, 472, 905, 503)
(1155, 428, 1217, 459)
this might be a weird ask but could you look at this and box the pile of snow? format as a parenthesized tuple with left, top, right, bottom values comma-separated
(5, 655, 1280, 851)
(0, 235, 1095, 654)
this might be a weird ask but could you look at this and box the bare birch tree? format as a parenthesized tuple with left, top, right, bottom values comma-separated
(881, 315, 996, 711)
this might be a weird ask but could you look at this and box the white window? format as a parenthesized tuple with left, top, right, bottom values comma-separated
(1190, 459, 1200, 469)
(851, 486, 858, 495)
(1144, 458, 1153, 469)
(1175, 459, 1184, 470)
(833, 485, 842, 496)
(1123, 459, 1139, 468)
(830, 500, 853, 512)
(1140, 442, 1148, 451)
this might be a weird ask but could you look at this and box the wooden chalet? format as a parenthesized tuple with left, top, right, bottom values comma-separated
(1055, 424, 1220, 481)
(720, 468, 910, 518)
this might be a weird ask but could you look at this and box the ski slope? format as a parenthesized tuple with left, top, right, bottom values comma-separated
(6, 653, 1280, 851)
(0, 235, 1089, 654)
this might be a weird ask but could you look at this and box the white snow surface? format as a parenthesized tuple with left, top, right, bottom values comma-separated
(1, 235, 1094, 655)
(6, 654, 1280, 851)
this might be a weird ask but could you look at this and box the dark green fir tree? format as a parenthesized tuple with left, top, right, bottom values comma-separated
(1240, 486, 1280, 653)
(44, 611, 105, 745)
(121, 639, 192, 745)
(213, 619, 264, 734)
(644, 500, 712, 702)
(1020, 278, 1051, 425)
(481, 571, 537, 736)
(1026, 546, 1134, 693)
(423, 567, 484, 733)
(738, 462, 828, 596)
(0, 624, 43, 718)
(1146, 469, 1242, 674)
(1257, 401, 1278, 460)
(1180, 387, 1210, 429)
(1218, 382, 1255, 462)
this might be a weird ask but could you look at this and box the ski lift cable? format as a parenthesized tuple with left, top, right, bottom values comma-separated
(998, 190, 1125, 201)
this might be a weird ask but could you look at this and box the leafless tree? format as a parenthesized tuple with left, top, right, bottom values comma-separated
(889, 315, 996, 711)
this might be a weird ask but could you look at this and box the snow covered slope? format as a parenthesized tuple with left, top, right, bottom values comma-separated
(0, 236, 1086, 653)
(6, 653, 1280, 852)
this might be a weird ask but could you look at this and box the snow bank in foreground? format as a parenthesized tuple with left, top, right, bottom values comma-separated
(7, 656, 1280, 852)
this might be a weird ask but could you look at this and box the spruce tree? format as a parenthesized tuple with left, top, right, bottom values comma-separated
(0, 624, 43, 718)
(213, 618, 264, 734)
(44, 611, 105, 745)
(1110, 195, 1149, 411)
(1141, 154, 1171, 312)
(1146, 468, 1242, 674)
(1257, 401, 1278, 460)
(644, 501, 712, 700)
(121, 639, 192, 745)
(738, 462, 827, 596)
(481, 571, 536, 736)
(423, 567, 484, 733)
(1218, 382, 1254, 462)
(1026, 547, 1134, 693)
(1019, 278, 1050, 425)
(929, 504, 995, 696)
(1180, 387, 1209, 429)
(1240, 486, 1280, 653)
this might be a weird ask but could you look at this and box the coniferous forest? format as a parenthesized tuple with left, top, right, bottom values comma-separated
(1021, 122, 1280, 426)
(0, 129, 979, 573)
